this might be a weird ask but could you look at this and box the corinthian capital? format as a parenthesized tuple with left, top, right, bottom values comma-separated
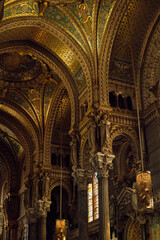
(36, 199, 52, 217)
(90, 152, 115, 178)
(72, 168, 92, 190)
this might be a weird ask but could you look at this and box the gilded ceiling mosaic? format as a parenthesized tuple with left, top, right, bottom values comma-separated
(0, 66, 63, 125)
(0, 52, 47, 87)
(2, 0, 117, 94)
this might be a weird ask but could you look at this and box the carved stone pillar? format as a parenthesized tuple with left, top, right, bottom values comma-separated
(91, 152, 115, 240)
(26, 208, 38, 240)
(72, 169, 92, 240)
(37, 199, 51, 240)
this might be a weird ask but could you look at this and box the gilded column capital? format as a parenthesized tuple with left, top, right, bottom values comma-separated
(36, 199, 52, 218)
(26, 208, 38, 223)
(90, 152, 115, 178)
(72, 168, 92, 190)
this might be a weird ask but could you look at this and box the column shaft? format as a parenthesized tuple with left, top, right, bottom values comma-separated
(38, 217, 46, 240)
(78, 189, 88, 240)
(28, 222, 37, 240)
(98, 176, 110, 240)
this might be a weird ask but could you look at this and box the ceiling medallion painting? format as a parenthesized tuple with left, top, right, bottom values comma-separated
(0, 52, 47, 88)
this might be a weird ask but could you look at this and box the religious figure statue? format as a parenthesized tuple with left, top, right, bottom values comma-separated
(70, 136, 78, 169)
(99, 114, 111, 152)
(88, 122, 97, 155)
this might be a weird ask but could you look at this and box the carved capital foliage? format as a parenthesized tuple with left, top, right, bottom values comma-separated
(26, 208, 38, 223)
(90, 152, 115, 178)
(70, 131, 79, 169)
(36, 199, 52, 217)
(72, 168, 92, 190)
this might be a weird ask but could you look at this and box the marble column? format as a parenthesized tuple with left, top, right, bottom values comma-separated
(73, 169, 92, 240)
(91, 152, 115, 240)
(27, 208, 37, 240)
(37, 199, 51, 240)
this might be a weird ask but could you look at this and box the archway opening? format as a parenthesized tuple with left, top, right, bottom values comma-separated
(47, 186, 70, 240)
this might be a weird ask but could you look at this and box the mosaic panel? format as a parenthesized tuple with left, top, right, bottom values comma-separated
(4, 0, 38, 19)
(44, 6, 86, 51)
(112, 0, 160, 62)
(97, 0, 115, 50)
(4, 89, 37, 121)
(68, 0, 93, 43)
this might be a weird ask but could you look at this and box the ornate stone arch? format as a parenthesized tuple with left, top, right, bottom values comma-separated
(44, 82, 76, 166)
(0, 109, 37, 180)
(79, 132, 91, 170)
(0, 142, 15, 192)
(110, 126, 140, 166)
(117, 142, 135, 177)
(0, 16, 93, 107)
(140, 15, 160, 109)
(49, 181, 72, 206)
(0, 42, 79, 129)
(99, 0, 128, 106)
(1, 181, 9, 206)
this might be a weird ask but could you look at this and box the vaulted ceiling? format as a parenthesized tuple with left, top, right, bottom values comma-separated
(0, 0, 159, 166)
